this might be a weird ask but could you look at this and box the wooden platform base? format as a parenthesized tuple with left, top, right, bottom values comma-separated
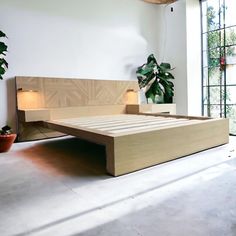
(45, 114, 229, 176)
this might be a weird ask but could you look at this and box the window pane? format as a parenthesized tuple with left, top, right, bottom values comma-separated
(226, 105, 236, 134)
(220, 0, 225, 27)
(225, 27, 236, 46)
(230, 118, 236, 135)
(207, 0, 220, 31)
(225, 45, 236, 68)
(208, 31, 220, 49)
(210, 86, 221, 104)
(209, 48, 220, 67)
(208, 67, 221, 85)
(209, 104, 221, 117)
(226, 63, 236, 84)
(226, 86, 236, 104)
(225, 0, 236, 27)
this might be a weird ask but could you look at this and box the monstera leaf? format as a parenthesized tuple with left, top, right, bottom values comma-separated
(136, 54, 175, 103)
(0, 30, 8, 80)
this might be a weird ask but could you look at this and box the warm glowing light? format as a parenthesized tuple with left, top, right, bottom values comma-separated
(17, 89, 41, 109)
(125, 89, 138, 104)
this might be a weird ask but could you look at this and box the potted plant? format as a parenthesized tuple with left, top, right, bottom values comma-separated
(0, 126, 16, 152)
(136, 54, 175, 103)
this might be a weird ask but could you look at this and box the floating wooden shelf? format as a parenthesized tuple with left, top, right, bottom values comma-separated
(126, 104, 176, 115)
(18, 109, 50, 122)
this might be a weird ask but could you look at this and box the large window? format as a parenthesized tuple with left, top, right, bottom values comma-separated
(201, 0, 236, 135)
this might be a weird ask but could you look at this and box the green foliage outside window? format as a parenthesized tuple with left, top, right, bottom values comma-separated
(205, 3, 236, 134)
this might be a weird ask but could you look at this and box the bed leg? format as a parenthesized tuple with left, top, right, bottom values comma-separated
(105, 143, 116, 176)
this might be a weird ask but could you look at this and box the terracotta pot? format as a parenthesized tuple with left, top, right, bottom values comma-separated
(0, 134, 17, 153)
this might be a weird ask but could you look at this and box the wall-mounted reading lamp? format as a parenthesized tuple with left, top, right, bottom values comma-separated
(125, 89, 139, 105)
(17, 88, 40, 109)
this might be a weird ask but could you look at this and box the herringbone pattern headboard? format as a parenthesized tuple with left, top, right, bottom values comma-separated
(16, 76, 139, 141)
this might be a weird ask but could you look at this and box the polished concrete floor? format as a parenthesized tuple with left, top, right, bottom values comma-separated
(0, 136, 236, 236)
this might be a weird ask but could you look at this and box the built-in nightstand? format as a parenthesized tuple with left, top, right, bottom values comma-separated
(18, 109, 50, 122)
(126, 104, 176, 115)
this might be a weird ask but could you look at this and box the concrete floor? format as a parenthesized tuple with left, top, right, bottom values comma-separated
(0, 136, 236, 236)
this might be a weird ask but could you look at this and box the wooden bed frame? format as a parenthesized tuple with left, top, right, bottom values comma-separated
(16, 76, 229, 176)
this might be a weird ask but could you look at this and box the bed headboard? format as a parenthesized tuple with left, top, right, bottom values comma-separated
(15, 76, 139, 141)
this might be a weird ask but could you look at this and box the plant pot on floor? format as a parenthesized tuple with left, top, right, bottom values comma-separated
(0, 134, 17, 153)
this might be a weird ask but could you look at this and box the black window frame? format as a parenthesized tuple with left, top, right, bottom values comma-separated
(200, 0, 236, 136)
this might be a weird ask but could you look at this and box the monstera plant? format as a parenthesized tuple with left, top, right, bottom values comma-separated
(0, 30, 8, 80)
(136, 54, 175, 103)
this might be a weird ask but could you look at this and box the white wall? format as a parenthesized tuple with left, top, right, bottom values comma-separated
(186, 0, 202, 116)
(0, 0, 161, 128)
(0, 0, 202, 130)
(155, 0, 188, 115)
(155, 0, 201, 116)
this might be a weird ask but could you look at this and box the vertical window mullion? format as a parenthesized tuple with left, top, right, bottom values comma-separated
(206, 0, 211, 116)
(223, 0, 227, 118)
(219, 0, 223, 117)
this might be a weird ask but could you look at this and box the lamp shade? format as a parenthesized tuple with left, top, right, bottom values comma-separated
(143, 0, 177, 4)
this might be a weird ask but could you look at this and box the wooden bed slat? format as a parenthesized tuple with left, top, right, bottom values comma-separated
(49, 115, 201, 135)
(95, 119, 189, 131)
(108, 120, 202, 133)
(83, 118, 180, 129)
(51, 115, 183, 129)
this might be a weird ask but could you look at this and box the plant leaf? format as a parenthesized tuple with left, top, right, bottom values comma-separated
(0, 31, 6, 38)
(137, 71, 156, 89)
(0, 58, 8, 68)
(147, 54, 158, 65)
(1, 125, 12, 134)
(0, 42, 8, 54)
(136, 54, 175, 103)
(0, 66, 6, 74)
(160, 62, 171, 70)
(146, 91, 156, 103)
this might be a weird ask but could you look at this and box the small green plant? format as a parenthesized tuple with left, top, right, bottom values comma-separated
(0, 125, 12, 135)
(0, 30, 8, 80)
(136, 54, 175, 103)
